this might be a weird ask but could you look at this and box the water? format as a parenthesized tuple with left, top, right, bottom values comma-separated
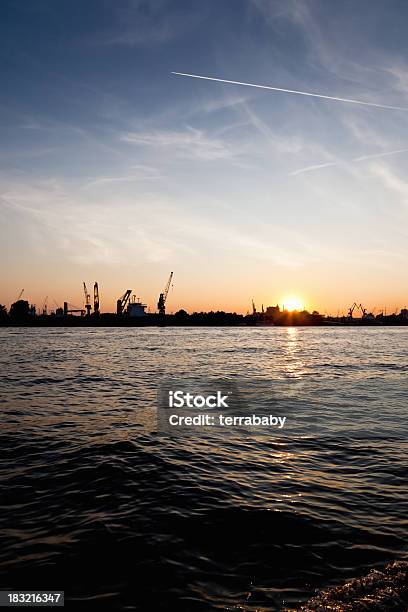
(0, 327, 407, 610)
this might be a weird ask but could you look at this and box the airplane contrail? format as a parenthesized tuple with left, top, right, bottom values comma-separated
(292, 147, 408, 176)
(171, 72, 408, 112)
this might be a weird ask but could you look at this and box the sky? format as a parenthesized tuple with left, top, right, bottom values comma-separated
(1, 0, 408, 315)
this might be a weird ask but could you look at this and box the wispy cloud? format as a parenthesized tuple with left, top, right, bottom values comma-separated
(82, 165, 165, 189)
(250, 0, 408, 107)
(195, 94, 250, 115)
(241, 103, 313, 155)
(121, 127, 242, 161)
(0, 178, 191, 266)
(291, 161, 338, 176)
(292, 147, 408, 176)
(0, 174, 331, 271)
(369, 162, 408, 204)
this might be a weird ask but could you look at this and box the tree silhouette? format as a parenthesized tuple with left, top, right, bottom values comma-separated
(9, 299, 30, 321)
(174, 309, 188, 318)
(0, 304, 8, 321)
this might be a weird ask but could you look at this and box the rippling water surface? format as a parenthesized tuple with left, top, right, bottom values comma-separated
(1, 327, 407, 610)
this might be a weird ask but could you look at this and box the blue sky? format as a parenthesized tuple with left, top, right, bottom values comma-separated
(1, 0, 408, 313)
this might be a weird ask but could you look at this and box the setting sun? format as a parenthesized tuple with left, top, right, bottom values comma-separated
(282, 296, 304, 312)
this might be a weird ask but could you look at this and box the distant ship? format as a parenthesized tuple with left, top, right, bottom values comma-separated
(127, 296, 147, 317)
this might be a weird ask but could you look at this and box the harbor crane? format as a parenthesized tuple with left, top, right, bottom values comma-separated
(117, 289, 132, 315)
(252, 300, 257, 315)
(15, 289, 24, 301)
(41, 296, 48, 316)
(93, 282, 100, 315)
(157, 272, 173, 316)
(83, 282, 92, 316)
(348, 303, 358, 318)
(348, 302, 367, 319)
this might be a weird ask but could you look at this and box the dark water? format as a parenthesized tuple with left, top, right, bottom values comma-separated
(1, 327, 407, 610)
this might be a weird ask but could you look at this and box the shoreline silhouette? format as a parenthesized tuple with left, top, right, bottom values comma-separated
(1, 301, 408, 327)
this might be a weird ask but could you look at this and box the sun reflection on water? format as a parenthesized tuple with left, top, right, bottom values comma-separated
(283, 327, 307, 379)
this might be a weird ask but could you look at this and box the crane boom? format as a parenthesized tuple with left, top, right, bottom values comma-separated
(157, 272, 173, 316)
(348, 302, 368, 319)
(348, 302, 358, 318)
(94, 282, 100, 315)
(41, 296, 48, 316)
(83, 282, 91, 316)
(164, 271, 173, 301)
(358, 303, 366, 316)
(117, 289, 132, 315)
